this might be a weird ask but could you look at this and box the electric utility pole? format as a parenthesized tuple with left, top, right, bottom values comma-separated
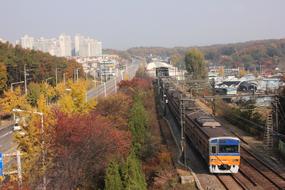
(24, 65, 28, 95)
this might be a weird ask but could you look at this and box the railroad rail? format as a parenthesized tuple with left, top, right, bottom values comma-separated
(216, 174, 246, 190)
(240, 147, 285, 189)
(158, 77, 285, 190)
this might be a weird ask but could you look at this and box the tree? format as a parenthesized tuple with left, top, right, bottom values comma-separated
(105, 161, 123, 190)
(14, 93, 56, 189)
(56, 80, 96, 113)
(0, 62, 7, 92)
(170, 54, 182, 66)
(40, 82, 56, 104)
(128, 96, 148, 147)
(121, 151, 147, 190)
(48, 111, 131, 189)
(0, 87, 31, 113)
(27, 82, 41, 106)
(69, 79, 88, 112)
(0, 41, 83, 86)
(220, 46, 236, 56)
(96, 92, 132, 130)
(184, 49, 207, 79)
(58, 94, 75, 113)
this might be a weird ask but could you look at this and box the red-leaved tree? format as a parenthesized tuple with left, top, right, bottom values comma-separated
(47, 111, 131, 189)
(95, 92, 132, 130)
(118, 78, 152, 96)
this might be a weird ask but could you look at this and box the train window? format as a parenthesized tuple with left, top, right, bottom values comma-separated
(219, 145, 239, 153)
(211, 146, 216, 154)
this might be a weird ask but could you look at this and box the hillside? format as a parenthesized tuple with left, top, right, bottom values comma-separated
(124, 38, 285, 72)
(0, 42, 82, 92)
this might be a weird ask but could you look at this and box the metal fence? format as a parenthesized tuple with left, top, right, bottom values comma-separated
(87, 64, 139, 101)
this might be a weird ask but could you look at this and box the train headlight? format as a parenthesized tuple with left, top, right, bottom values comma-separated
(232, 159, 239, 162)
(210, 159, 216, 162)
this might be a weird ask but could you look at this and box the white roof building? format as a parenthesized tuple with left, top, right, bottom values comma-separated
(146, 61, 185, 78)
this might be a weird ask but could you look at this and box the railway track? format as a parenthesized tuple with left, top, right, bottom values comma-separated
(216, 174, 246, 190)
(196, 97, 285, 189)
(205, 137, 285, 189)
(240, 147, 285, 189)
(158, 77, 285, 189)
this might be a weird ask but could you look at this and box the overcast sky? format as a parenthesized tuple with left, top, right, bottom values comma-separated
(1, 0, 285, 49)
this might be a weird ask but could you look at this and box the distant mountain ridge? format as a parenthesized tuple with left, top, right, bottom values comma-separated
(105, 38, 285, 71)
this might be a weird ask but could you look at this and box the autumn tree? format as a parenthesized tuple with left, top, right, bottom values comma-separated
(57, 80, 96, 113)
(14, 93, 57, 188)
(170, 54, 183, 67)
(0, 87, 31, 113)
(0, 41, 83, 85)
(0, 62, 7, 93)
(40, 82, 56, 104)
(96, 92, 132, 130)
(27, 82, 41, 106)
(58, 93, 75, 113)
(47, 111, 131, 189)
(185, 49, 208, 79)
(119, 78, 152, 97)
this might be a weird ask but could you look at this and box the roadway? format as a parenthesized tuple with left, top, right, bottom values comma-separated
(0, 124, 16, 154)
(87, 59, 140, 100)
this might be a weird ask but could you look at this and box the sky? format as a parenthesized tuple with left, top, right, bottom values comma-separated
(1, 0, 285, 50)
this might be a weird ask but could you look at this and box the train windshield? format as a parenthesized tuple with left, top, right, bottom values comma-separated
(219, 145, 239, 153)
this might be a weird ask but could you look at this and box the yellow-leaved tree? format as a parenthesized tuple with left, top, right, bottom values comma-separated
(40, 82, 56, 105)
(0, 87, 31, 113)
(15, 93, 57, 188)
(57, 80, 96, 113)
(58, 94, 76, 113)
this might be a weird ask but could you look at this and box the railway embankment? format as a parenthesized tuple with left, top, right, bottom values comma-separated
(150, 93, 197, 189)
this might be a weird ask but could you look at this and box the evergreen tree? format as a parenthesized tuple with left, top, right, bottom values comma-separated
(105, 161, 123, 190)
(121, 151, 147, 190)
(128, 96, 148, 146)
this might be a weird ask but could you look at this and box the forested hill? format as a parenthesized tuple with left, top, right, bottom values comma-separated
(0, 42, 82, 92)
(125, 38, 285, 71)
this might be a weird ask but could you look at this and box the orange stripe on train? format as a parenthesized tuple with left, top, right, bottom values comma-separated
(209, 156, 240, 165)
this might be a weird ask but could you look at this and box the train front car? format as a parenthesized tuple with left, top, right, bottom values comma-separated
(209, 137, 240, 173)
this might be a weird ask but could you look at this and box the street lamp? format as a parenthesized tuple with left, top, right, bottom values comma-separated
(12, 108, 46, 190)
(45, 77, 53, 83)
(10, 81, 25, 91)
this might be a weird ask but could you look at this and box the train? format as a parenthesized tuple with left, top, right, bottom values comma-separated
(159, 77, 240, 173)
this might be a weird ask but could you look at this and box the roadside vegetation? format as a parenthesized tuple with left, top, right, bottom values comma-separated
(0, 65, 181, 189)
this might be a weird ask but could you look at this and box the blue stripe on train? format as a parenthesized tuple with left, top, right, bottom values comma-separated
(209, 153, 240, 156)
(210, 139, 240, 145)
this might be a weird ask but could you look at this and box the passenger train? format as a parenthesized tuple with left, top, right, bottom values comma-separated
(159, 78, 240, 173)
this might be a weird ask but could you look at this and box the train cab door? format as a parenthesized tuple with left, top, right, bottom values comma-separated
(210, 145, 217, 155)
